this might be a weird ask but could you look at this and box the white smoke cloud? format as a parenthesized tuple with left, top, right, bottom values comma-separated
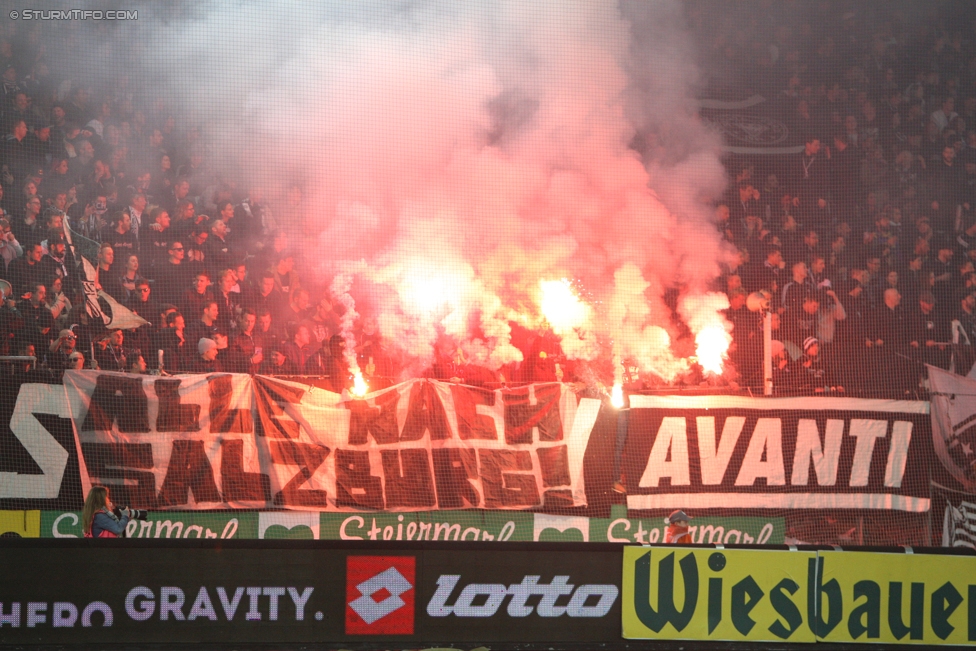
(61, 0, 732, 380)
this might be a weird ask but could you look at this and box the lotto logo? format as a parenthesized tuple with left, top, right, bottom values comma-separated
(345, 556, 415, 635)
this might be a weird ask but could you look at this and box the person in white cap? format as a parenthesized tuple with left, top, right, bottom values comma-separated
(665, 510, 693, 544)
(48, 328, 78, 371)
(188, 337, 222, 374)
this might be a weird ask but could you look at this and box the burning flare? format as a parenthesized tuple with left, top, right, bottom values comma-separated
(539, 279, 590, 332)
(610, 383, 624, 408)
(351, 370, 369, 397)
(694, 324, 731, 376)
(679, 292, 732, 377)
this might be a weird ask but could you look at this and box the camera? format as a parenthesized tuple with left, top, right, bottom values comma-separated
(114, 506, 148, 521)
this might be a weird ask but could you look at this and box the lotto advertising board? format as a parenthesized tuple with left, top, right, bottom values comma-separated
(0, 540, 621, 646)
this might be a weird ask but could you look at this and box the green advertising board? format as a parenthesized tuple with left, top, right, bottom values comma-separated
(319, 510, 535, 541)
(40, 508, 784, 543)
(41, 510, 259, 539)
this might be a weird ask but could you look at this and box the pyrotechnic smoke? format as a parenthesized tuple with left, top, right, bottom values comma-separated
(68, 0, 732, 382)
(329, 271, 367, 395)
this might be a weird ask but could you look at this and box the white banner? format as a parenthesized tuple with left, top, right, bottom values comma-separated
(928, 366, 976, 493)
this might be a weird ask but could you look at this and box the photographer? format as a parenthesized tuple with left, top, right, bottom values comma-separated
(81, 486, 133, 539)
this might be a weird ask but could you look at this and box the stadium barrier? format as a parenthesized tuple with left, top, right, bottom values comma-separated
(0, 541, 974, 648)
(4, 505, 784, 544)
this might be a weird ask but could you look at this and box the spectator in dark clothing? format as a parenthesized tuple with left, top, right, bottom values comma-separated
(866, 288, 910, 395)
(754, 246, 785, 299)
(925, 242, 955, 308)
(11, 195, 42, 247)
(7, 241, 45, 298)
(227, 309, 261, 373)
(39, 230, 71, 288)
(770, 339, 798, 391)
(46, 328, 77, 371)
(322, 334, 352, 390)
(729, 181, 762, 236)
(260, 345, 291, 375)
(793, 135, 830, 216)
(253, 307, 280, 359)
(907, 291, 950, 369)
(114, 254, 145, 305)
(246, 270, 285, 314)
(929, 145, 964, 228)
(781, 261, 815, 312)
(781, 290, 822, 351)
(4, 119, 32, 185)
(94, 328, 128, 373)
(124, 192, 148, 244)
(214, 268, 241, 334)
(163, 178, 191, 217)
(871, 288, 907, 351)
(181, 271, 214, 323)
(795, 337, 844, 393)
(185, 300, 221, 345)
(154, 310, 189, 374)
(18, 281, 54, 353)
(141, 207, 172, 269)
(309, 293, 340, 340)
(808, 254, 831, 290)
(153, 240, 191, 307)
(283, 287, 312, 326)
(100, 211, 138, 257)
(279, 323, 316, 376)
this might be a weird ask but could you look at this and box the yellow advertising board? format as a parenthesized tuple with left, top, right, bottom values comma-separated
(0, 510, 40, 538)
(623, 547, 976, 645)
(817, 551, 976, 645)
(622, 546, 817, 642)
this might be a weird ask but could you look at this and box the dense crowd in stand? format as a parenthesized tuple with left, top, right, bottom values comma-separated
(2, 5, 976, 398)
(698, 2, 976, 396)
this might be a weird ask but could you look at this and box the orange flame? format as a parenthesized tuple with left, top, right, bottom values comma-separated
(351, 370, 369, 397)
(539, 279, 589, 331)
(695, 323, 730, 375)
(610, 382, 624, 408)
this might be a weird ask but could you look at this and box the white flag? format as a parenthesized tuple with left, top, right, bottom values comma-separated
(81, 257, 103, 322)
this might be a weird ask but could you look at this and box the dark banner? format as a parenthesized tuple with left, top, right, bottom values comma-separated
(699, 95, 806, 155)
(0, 541, 621, 645)
(0, 383, 84, 511)
(621, 395, 933, 513)
(0, 374, 604, 513)
(0, 378, 943, 526)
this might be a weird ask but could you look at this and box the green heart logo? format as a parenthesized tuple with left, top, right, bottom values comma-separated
(536, 527, 584, 542)
(263, 524, 314, 539)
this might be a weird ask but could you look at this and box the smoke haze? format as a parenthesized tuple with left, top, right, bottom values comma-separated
(52, 0, 732, 379)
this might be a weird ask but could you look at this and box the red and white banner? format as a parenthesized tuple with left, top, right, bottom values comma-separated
(64, 371, 598, 512)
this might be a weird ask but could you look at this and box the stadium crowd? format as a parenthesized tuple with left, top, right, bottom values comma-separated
(0, 4, 975, 398)
(701, 1, 976, 396)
